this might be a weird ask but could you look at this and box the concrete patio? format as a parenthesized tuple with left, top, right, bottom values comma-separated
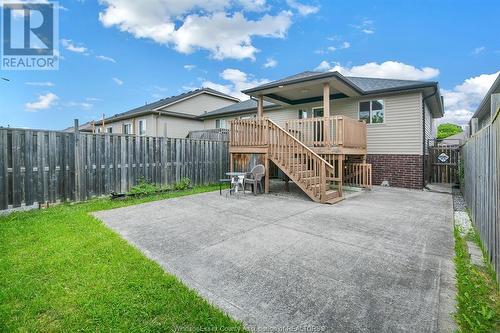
(93, 186, 456, 332)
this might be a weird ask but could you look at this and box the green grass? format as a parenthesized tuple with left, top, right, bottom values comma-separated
(0, 185, 246, 332)
(454, 227, 500, 332)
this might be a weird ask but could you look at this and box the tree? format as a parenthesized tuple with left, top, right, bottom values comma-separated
(437, 123, 463, 139)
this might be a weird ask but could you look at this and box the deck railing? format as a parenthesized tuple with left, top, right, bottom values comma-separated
(229, 119, 268, 147)
(285, 116, 366, 149)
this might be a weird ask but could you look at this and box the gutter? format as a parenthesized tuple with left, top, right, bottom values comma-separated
(422, 86, 439, 188)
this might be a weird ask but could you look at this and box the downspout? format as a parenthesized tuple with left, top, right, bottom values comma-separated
(422, 86, 438, 188)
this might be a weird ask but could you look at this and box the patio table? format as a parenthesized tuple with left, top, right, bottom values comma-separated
(225, 172, 246, 195)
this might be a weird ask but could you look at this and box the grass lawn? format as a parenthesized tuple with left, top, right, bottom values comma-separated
(454, 227, 500, 332)
(0, 185, 247, 332)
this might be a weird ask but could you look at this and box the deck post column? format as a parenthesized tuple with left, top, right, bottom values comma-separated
(323, 83, 330, 145)
(257, 95, 264, 119)
(264, 153, 269, 193)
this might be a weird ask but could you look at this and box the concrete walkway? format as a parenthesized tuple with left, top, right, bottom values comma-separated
(93, 187, 456, 332)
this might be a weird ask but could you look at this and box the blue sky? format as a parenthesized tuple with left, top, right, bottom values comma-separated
(0, 0, 499, 130)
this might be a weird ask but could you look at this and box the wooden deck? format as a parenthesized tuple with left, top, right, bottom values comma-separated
(228, 116, 372, 204)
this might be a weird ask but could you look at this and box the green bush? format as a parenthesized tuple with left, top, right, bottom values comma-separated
(437, 123, 463, 139)
(128, 177, 161, 196)
(174, 177, 191, 191)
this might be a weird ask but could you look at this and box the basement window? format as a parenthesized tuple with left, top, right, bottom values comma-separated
(359, 100, 384, 124)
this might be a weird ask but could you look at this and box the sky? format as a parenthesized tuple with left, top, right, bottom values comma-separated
(0, 0, 499, 130)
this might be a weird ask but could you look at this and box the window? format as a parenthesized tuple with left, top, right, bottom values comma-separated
(215, 119, 227, 129)
(298, 109, 308, 119)
(138, 120, 146, 136)
(123, 123, 132, 134)
(312, 107, 324, 118)
(359, 100, 384, 124)
(106, 127, 113, 134)
(95, 127, 102, 133)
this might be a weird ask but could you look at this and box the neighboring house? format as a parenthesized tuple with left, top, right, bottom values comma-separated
(89, 88, 239, 138)
(63, 121, 94, 133)
(199, 71, 444, 189)
(470, 73, 500, 134)
(438, 131, 466, 146)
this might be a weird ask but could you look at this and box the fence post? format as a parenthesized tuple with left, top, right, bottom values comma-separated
(73, 119, 81, 201)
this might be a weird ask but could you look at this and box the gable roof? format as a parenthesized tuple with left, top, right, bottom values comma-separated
(206, 71, 443, 119)
(103, 87, 239, 123)
(243, 70, 438, 95)
(198, 98, 279, 119)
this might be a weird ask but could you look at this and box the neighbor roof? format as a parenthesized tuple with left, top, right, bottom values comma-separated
(103, 87, 239, 123)
(472, 73, 500, 120)
(198, 98, 280, 119)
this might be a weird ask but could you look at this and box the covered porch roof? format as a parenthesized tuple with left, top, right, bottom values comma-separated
(243, 71, 444, 117)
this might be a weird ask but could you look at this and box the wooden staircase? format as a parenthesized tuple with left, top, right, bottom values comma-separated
(230, 118, 343, 204)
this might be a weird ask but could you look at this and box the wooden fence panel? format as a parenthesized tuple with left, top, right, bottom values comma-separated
(463, 116, 500, 282)
(0, 128, 229, 211)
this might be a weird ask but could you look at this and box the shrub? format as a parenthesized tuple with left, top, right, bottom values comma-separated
(174, 177, 191, 191)
(128, 178, 160, 196)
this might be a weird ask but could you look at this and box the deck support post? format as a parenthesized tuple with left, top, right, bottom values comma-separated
(323, 83, 330, 145)
(230, 153, 234, 173)
(264, 153, 269, 193)
(257, 95, 264, 119)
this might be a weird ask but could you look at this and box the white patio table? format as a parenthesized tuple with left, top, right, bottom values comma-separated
(225, 172, 246, 195)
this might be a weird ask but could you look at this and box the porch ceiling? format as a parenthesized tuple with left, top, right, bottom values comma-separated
(250, 77, 362, 106)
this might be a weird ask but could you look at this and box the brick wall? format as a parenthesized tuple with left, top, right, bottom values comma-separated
(366, 154, 423, 189)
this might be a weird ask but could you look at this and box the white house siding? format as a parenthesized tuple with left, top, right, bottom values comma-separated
(157, 116, 204, 138)
(165, 93, 236, 116)
(424, 102, 435, 153)
(98, 114, 156, 136)
(266, 109, 297, 128)
(96, 114, 204, 138)
(204, 92, 426, 155)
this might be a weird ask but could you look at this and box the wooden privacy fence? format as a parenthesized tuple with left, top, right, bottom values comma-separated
(462, 110, 500, 282)
(188, 129, 230, 141)
(0, 128, 229, 210)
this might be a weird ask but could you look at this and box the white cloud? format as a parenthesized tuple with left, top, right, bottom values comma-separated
(286, 0, 319, 16)
(96, 55, 116, 63)
(440, 71, 500, 126)
(202, 68, 269, 100)
(317, 40, 350, 54)
(66, 101, 94, 110)
(61, 39, 88, 54)
(352, 19, 375, 34)
(112, 77, 124, 85)
(25, 93, 58, 111)
(184, 64, 196, 71)
(171, 11, 292, 60)
(472, 46, 485, 55)
(25, 81, 54, 87)
(98, 1, 292, 60)
(315, 60, 440, 80)
(263, 57, 277, 68)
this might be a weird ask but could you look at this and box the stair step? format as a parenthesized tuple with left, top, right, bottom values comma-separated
(326, 196, 344, 205)
(325, 189, 340, 201)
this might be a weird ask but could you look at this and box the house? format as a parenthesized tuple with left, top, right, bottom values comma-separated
(469, 73, 500, 134)
(199, 71, 444, 195)
(90, 88, 239, 138)
(438, 131, 466, 146)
